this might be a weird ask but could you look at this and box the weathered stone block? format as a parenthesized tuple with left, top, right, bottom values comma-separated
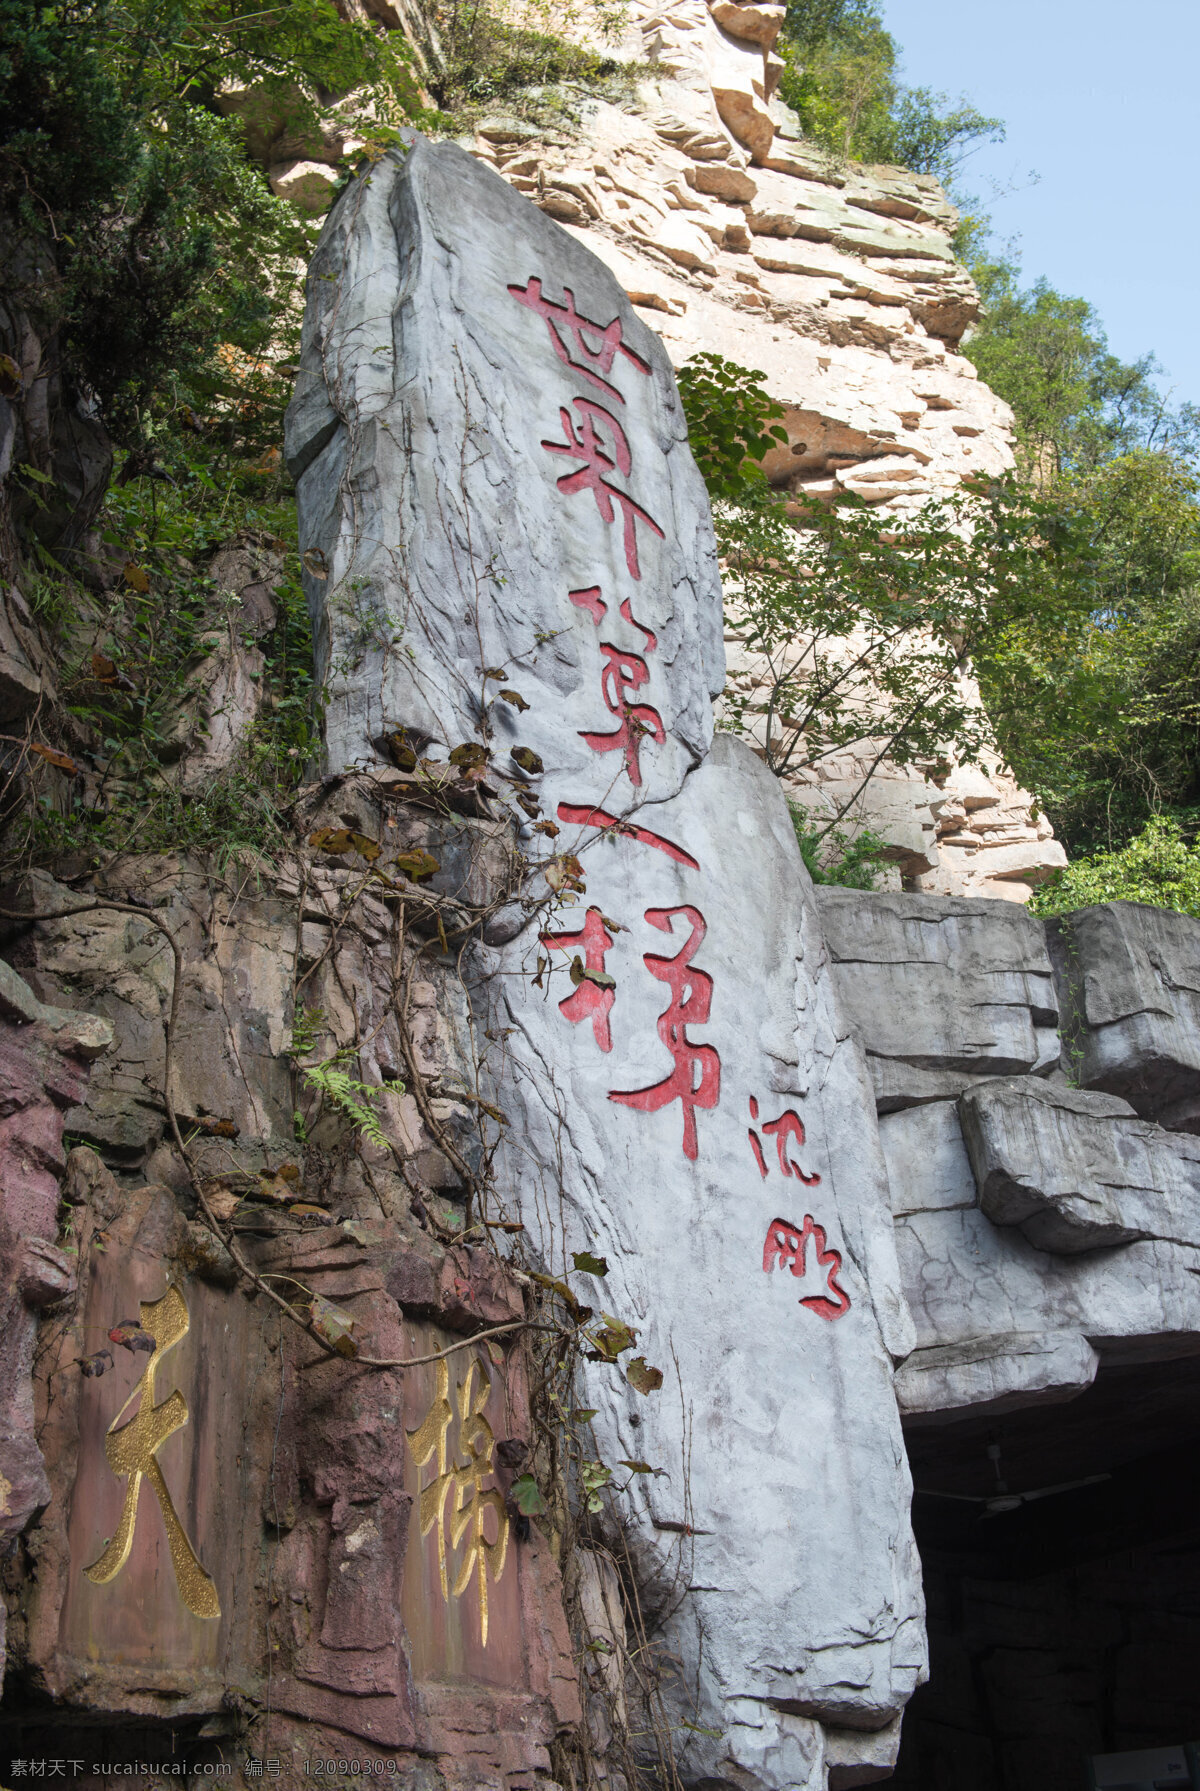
(959, 1076, 1200, 1254)
(895, 1202, 1200, 1365)
(0, 965, 107, 1685)
(878, 1098, 977, 1216)
(1051, 900, 1200, 1130)
(896, 1330, 1099, 1424)
(817, 888, 1059, 1100)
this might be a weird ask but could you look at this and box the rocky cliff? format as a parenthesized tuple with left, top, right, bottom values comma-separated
(0, 132, 1197, 1791)
(258, 0, 1066, 901)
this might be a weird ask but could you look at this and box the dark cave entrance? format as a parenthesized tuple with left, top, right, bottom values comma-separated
(891, 1355, 1200, 1791)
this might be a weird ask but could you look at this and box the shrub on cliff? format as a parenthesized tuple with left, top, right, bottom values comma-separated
(1031, 815, 1200, 922)
(0, 0, 424, 455)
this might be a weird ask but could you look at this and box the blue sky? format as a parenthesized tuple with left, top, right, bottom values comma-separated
(880, 0, 1199, 407)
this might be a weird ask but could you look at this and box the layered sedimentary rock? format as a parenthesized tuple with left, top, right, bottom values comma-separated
(0, 958, 110, 1669)
(288, 135, 925, 1788)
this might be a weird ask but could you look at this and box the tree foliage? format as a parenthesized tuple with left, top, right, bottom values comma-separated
(674, 352, 788, 503)
(678, 352, 1083, 864)
(962, 251, 1200, 860)
(0, 0, 426, 449)
(974, 451, 1200, 856)
(964, 257, 1200, 481)
(1031, 815, 1200, 923)
(777, 0, 1002, 181)
(427, 1, 628, 112)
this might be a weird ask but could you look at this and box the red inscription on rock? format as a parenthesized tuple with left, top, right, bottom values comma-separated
(748, 1096, 820, 1185)
(569, 586, 665, 786)
(556, 804, 699, 869)
(581, 644, 666, 787)
(619, 596, 657, 651)
(508, 276, 651, 403)
(541, 400, 665, 581)
(610, 906, 721, 1161)
(541, 907, 618, 1053)
(762, 1215, 850, 1321)
(569, 586, 608, 625)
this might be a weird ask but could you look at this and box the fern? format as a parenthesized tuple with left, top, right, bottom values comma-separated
(300, 1059, 393, 1149)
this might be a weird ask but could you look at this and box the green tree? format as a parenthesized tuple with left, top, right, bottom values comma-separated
(963, 258, 1199, 480)
(0, 0, 425, 454)
(959, 251, 1200, 859)
(0, 0, 429, 858)
(677, 354, 1081, 866)
(777, 0, 1002, 181)
(975, 451, 1200, 856)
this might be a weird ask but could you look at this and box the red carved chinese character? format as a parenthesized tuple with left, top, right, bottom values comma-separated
(569, 586, 608, 625)
(580, 643, 666, 787)
(747, 1096, 821, 1184)
(619, 596, 657, 651)
(571, 587, 657, 651)
(508, 277, 651, 403)
(541, 907, 617, 1053)
(569, 587, 665, 783)
(556, 804, 699, 869)
(609, 907, 720, 1161)
(541, 400, 665, 581)
(762, 1216, 850, 1322)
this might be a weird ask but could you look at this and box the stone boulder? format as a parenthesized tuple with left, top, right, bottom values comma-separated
(817, 888, 1060, 1110)
(289, 133, 926, 1789)
(1050, 900, 1200, 1130)
(959, 1076, 1200, 1255)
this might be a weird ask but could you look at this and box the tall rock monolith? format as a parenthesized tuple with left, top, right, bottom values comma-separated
(287, 133, 924, 1790)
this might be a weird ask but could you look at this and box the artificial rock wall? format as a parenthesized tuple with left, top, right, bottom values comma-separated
(280, 139, 1195, 1787)
(2, 134, 1198, 1791)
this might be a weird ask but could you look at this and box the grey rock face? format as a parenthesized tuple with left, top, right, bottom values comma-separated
(856, 907, 1200, 1421)
(895, 1197, 1200, 1371)
(1051, 901, 1200, 1130)
(285, 133, 723, 782)
(878, 1100, 977, 1217)
(895, 1330, 1100, 1425)
(289, 136, 924, 1788)
(816, 889, 1060, 1108)
(959, 1076, 1200, 1255)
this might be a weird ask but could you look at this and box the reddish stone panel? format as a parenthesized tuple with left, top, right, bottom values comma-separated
(21, 1155, 577, 1784)
(386, 1242, 526, 1332)
(26, 1176, 274, 1720)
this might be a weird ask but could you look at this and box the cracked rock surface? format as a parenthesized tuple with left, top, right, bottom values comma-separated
(290, 135, 925, 1789)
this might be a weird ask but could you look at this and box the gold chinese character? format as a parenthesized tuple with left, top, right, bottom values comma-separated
(407, 1357, 510, 1645)
(84, 1284, 220, 1620)
(407, 1359, 454, 1598)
